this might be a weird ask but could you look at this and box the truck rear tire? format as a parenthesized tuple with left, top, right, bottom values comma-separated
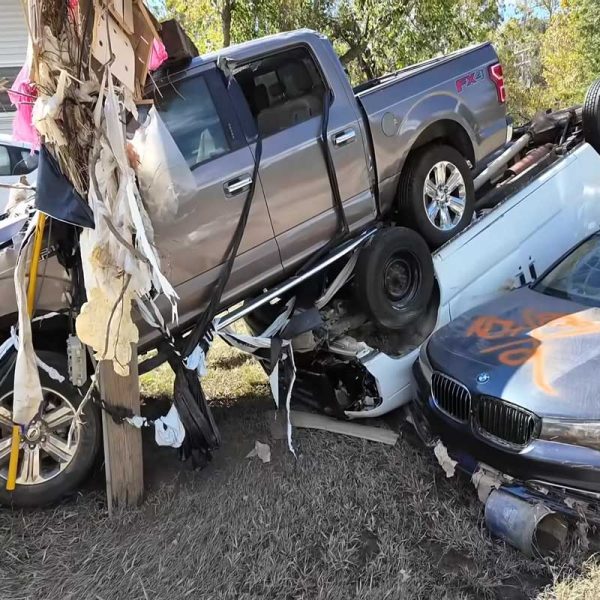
(0, 351, 100, 508)
(583, 78, 600, 155)
(399, 144, 475, 248)
(355, 227, 434, 331)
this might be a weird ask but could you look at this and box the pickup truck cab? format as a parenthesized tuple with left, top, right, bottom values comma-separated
(144, 29, 507, 340)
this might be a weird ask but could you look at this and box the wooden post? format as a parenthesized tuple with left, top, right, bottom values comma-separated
(99, 344, 143, 513)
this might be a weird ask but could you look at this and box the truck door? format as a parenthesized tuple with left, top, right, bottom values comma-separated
(234, 45, 374, 270)
(148, 67, 281, 321)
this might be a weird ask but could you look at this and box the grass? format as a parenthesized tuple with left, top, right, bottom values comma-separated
(0, 338, 596, 599)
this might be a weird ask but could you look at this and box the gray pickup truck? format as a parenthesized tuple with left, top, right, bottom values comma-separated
(141, 29, 507, 341)
(0, 29, 506, 506)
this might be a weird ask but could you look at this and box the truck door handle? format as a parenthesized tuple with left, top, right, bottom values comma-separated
(224, 175, 252, 197)
(332, 129, 356, 147)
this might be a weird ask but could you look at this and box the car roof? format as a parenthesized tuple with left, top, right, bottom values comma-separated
(0, 134, 31, 150)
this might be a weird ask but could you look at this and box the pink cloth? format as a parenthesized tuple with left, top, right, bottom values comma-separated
(149, 38, 168, 71)
(7, 63, 39, 149)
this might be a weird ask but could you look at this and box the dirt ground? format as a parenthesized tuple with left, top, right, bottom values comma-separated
(0, 340, 598, 600)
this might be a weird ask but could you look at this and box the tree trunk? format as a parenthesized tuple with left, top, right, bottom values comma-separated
(221, 0, 233, 47)
(339, 43, 366, 66)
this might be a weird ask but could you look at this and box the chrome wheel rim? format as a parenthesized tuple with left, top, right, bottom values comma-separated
(0, 388, 79, 486)
(423, 161, 466, 231)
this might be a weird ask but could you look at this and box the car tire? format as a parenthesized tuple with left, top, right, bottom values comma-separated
(583, 78, 600, 155)
(354, 227, 434, 331)
(399, 144, 475, 248)
(0, 351, 101, 508)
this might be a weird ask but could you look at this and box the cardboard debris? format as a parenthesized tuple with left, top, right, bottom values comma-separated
(106, 0, 134, 35)
(285, 410, 399, 445)
(92, 9, 136, 93)
(131, 0, 161, 98)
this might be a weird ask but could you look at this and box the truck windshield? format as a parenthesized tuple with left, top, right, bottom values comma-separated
(534, 235, 600, 307)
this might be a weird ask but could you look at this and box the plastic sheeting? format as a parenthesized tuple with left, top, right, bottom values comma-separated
(126, 405, 186, 448)
(7, 45, 40, 149)
(76, 77, 178, 376)
(130, 107, 196, 222)
(12, 215, 43, 425)
(216, 305, 298, 456)
(149, 38, 168, 71)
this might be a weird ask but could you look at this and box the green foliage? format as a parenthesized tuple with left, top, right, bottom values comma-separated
(161, 0, 600, 122)
(163, 0, 499, 83)
(496, 0, 600, 123)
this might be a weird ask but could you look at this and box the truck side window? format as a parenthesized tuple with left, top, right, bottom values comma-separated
(235, 47, 325, 138)
(154, 75, 231, 168)
(12, 149, 39, 176)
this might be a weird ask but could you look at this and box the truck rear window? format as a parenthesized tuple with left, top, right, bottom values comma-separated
(234, 47, 325, 138)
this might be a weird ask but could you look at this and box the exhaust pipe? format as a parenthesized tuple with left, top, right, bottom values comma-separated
(473, 133, 531, 191)
(484, 490, 568, 557)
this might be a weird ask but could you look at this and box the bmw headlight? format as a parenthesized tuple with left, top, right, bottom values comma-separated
(540, 419, 600, 451)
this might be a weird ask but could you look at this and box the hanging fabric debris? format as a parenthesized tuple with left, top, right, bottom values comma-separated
(216, 302, 299, 456)
(149, 38, 168, 71)
(7, 44, 39, 149)
(12, 215, 43, 426)
(130, 107, 196, 222)
(9, 0, 180, 429)
(36, 146, 95, 228)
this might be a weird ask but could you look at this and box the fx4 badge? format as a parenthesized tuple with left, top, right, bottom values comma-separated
(456, 69, 484, 93)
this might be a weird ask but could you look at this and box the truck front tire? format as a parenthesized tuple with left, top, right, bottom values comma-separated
(399, 144, 475, 248)
(0, 351, 100, 508)
(355, 227, 434, 331)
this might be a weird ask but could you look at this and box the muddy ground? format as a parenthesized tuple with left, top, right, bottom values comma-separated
(0, 340, 596, 600)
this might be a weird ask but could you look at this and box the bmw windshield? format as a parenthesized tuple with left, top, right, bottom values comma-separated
(534, 234, 600, 307)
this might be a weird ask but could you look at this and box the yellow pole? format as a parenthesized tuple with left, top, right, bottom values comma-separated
(6, 213, 47, 491)
(27, 213, 47, 315)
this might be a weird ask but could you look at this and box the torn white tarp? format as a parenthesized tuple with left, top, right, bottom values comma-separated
(131, 106, 196, 222)
(12, 215, 43, 425)
(76, 76, 178, 375)
(433, 440, 457, 478)
(315, 251, 358, 310)
(216, 309, 297, 456)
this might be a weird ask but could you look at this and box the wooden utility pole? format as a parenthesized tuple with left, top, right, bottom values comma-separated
(99, 345, 143, 514)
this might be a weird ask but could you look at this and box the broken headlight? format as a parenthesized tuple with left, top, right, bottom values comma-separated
(540, 419, 600, 451)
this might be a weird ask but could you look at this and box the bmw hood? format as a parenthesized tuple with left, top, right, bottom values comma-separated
(428, 287, 600, 419)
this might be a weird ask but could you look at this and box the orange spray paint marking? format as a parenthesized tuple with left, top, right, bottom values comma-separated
(466, 309, 600, 396)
